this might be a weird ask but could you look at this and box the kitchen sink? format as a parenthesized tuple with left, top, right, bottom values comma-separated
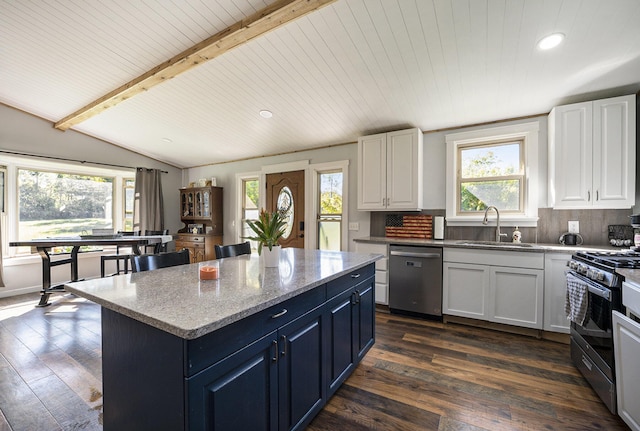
(455, 240, 535, 248)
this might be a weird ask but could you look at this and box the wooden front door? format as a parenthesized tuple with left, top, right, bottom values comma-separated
(266, 170, 305, 249)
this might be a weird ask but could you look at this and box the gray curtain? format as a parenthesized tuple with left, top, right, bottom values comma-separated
(133, 168, 164, 234)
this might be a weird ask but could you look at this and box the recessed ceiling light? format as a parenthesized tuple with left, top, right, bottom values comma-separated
(259, 110, 273, 118)
(537, 33, 565, 50)
(161, 137, 173, 143)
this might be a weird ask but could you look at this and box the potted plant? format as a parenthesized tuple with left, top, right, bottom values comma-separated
(245, 209, 286, 266)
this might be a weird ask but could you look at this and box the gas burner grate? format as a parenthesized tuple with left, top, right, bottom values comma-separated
(576, 251, 640, 268)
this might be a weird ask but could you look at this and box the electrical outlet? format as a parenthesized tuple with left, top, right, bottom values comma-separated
(348, 222, 360, 231)
(568, 221, 579, 234)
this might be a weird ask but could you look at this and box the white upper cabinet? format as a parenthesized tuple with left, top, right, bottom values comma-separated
(548, 94, 636, 209)
(357, 128, 423, 211)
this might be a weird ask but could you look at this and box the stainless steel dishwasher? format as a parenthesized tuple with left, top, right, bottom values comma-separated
(389, 245, 442, 319)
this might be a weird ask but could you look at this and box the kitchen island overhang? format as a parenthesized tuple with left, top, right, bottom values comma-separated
(65, 248, 380, 431)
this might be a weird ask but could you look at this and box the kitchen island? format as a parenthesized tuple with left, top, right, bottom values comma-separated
(65, 248, 379, 431)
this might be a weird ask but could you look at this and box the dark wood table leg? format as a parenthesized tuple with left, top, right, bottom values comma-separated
(35, 246, 81, 307)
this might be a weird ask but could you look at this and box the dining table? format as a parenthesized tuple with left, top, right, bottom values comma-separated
(9, 235, 173, 306)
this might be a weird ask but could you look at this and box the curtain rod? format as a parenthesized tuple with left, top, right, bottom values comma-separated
(0, 149, 168, 173)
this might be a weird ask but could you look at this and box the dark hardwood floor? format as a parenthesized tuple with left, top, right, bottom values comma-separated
(0, 293, 629, 430)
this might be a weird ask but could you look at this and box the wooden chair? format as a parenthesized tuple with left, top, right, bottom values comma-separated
(143, 229, 170, 254)
(100, 230, 140, 277)
(214, 241, 251, 259)
(130, 249, 191, 273)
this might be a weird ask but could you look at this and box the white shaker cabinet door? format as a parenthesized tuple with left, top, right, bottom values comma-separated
(443, 262, 490, 320)
(357, 133, 387, 210)
(549, 101, 593, 208)
(386, 129, 423, 210)
(490, 267, 544, 329)
(592, 95, 636, 208)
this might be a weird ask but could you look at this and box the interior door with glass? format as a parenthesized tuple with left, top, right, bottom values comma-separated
(266, 170, 304, 249)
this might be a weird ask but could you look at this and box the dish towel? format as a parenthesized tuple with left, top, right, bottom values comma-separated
(565, 272, 589, 326)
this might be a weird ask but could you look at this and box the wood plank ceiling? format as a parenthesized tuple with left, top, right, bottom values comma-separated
(2, 0, 640, 168)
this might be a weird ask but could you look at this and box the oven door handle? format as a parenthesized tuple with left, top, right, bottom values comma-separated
(567, 270, 611, 301)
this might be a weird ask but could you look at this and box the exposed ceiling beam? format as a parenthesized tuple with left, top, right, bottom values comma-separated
(54, 0, 337, 131)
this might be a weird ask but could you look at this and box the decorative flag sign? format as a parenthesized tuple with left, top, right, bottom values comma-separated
(385, 214, 433, 239)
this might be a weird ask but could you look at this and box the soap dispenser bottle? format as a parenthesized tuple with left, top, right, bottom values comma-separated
(512, 226, 522, 243)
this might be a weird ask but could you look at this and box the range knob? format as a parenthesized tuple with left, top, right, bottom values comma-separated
(577, 264, 588, 275)
(593, 270, 605, 282)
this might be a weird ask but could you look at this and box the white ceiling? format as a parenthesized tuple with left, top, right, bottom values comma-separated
(2, 0, 640, 169)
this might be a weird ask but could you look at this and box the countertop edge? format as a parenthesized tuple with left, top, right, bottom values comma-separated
(354, 236, 620, 253)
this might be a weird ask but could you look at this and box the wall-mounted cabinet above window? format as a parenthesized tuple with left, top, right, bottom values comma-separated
(548, 94, 636, 209)
(357, 128, 423, 211)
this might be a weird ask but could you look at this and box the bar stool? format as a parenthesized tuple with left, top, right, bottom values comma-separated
(100, 231, 140, 277)
(130, 249, 190, 272)
(214, 241, 251, 259)
(143, 229, 169, 254)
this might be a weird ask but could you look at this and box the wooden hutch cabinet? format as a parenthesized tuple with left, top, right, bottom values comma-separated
(174, 186, 223, 262)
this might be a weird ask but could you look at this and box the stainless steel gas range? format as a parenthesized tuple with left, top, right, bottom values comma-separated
(566, 251, 636, 414)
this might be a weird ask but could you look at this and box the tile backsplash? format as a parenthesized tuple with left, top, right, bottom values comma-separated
(370, 208, 634, 246)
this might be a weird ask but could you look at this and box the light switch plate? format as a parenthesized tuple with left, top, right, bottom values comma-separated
(568, 221, 579, 234)
(348, 222, 360, 231)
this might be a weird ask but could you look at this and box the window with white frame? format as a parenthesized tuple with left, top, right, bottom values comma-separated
(310, 160, 349, 251)
(4, 156, 134, 256)
(317, 170, 343, 251)
(457, 139, 524, 214)
(241, 176, 259, 249)
(445, 122, 539, 227)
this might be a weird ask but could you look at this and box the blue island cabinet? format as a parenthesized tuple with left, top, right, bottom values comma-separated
(100, 263, 375, 431)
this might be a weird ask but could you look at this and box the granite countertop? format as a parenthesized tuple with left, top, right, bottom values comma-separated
(354, 236, 620, 253)
(65, 248, 380, 340)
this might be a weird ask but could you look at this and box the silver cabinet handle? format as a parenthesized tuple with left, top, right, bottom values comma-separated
(351, 273, 361, 279)
(280, 335, 287, 357)
(390, 251, 441, 258)
(271, 340, 278, 362)
(271, 309, 288, 319)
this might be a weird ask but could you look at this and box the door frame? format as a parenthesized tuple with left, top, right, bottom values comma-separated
(235, 159, 350, 251)
(261, 160, 310, 250)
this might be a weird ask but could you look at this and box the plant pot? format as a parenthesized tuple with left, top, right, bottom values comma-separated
(262, 245, 281, 267)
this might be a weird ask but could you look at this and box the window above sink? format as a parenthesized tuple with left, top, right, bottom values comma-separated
(445, 122, 540, 228)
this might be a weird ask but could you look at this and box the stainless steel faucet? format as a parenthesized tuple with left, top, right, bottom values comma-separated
(483, 206, 508, 242)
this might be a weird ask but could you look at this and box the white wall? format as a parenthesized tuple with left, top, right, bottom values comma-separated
(186, 114, 549, 251)
(187, 143, 372, 250)
(0, 104, 183, 296)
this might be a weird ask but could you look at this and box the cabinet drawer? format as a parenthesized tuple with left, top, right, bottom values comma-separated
(186, 285, 326, 376)
(444, 248, 544, 269)
(327, 264, 375, 299)
(375, 270, 388, 285)
(177, 235, 206, 243)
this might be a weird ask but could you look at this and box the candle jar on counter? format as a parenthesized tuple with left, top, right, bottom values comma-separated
(199, 261, 219, 280)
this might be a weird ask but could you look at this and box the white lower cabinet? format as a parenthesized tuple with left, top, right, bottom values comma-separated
(442, 262, 489, 319)
(491, 266, 543, 328)
(443, 248, 544, 329)
(543, 253, 571, 333)
(613, 280, 640, 431)
(355, 242, 389, 305)
(613, 311, 640, 431)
